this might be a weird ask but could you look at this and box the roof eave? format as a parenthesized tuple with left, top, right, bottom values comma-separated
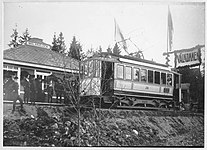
(3, 59, 79, 73)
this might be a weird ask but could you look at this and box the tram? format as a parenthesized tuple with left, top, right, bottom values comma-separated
(80, 52, 181, 109)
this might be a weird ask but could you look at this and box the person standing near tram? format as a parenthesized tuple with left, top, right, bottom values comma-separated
(21, 74, 30, 103)
(30, 75, 37, 105)
(4, 74, 15, 100)
(35, 76, 42, 101)
(9, 76, 24, 113)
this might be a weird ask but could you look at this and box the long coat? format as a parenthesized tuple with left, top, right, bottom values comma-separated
(21, 78, 30, 93)
(6, 80, 19, 101)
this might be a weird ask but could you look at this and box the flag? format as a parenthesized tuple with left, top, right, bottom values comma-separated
(114, 18, 127, 51)
(168, 6, 174, 51)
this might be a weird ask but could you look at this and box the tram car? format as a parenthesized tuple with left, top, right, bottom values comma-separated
(80, 52, 181, 109)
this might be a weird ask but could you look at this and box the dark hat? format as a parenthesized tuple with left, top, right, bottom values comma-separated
(30, 75, 35, 78)
(14, 76, 18, 79)
(37, 76, 42, 79)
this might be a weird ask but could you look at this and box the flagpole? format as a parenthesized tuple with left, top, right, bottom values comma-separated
(114, 18, 118, 44)
(166, 6, 170, 66)
(167, 12, 169, 53)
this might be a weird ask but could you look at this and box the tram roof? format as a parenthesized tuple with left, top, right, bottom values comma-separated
(91, 52, 168, 68)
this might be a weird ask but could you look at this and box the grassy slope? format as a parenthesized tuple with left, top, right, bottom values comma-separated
(3, 104, 204, 147)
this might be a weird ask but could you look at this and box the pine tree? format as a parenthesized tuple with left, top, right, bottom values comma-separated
(106, 46, 112, 53)
(68, 36, 83, 60)
(57, 32, 67, 54)
(8, 28, 20, 48)
(113, 43, 121, 55)
(51, 32, 66, 54)
(51, 33, 59, 52)
(19, 28, 31, 45)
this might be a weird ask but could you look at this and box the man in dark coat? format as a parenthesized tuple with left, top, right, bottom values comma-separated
(30, 75, 36, 104)
(54, 78, 64, 103)
(47, 79, 54, 103)
(35, 76, 42, 101)
(9, 76, 24, 113)
(4, 74, 14, 100)
(21, 74, 30, 103)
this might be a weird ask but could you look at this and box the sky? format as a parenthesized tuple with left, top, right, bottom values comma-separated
(3, 1, 205, 66)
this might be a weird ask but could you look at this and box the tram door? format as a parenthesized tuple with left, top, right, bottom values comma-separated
(173, 73, 180, 103)
(101, 61, 114, 96)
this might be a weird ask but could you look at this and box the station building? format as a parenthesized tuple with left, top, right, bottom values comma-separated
(3, 38, 79, 101)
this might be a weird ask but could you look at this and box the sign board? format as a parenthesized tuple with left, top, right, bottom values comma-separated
(174, 46, 202, 68)
(27, 41, 51, 49)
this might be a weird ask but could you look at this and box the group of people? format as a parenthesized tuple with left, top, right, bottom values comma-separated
(3, 73, 79, 113)
(4, 74, 42, 113)
(21, 74, 41, 105)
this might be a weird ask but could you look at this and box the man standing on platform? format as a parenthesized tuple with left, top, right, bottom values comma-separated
(10, 76, 24, 113)
(35, 76, 42, 102)
(30, 75, 36, 105)
(21, 74, 30, 103)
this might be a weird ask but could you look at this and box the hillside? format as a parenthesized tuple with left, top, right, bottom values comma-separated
(3, 104, 204, 147)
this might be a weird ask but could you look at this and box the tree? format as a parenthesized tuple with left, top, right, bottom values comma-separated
(51, 32, 67, 54)
(68, 36, 83, 60)
(8, 28, 20, 48)
(57, 32, 67, 54)
(19, 28, 31, 45)
(178, 66, 204, 111)
(112, 43, 121, 55)
(51, 33, 59, 52)
(106, 46, 112, 54)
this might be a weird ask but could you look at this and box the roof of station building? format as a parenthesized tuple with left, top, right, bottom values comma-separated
(3, 38, 79, 70)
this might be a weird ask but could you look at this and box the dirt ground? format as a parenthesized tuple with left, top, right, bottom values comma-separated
(3, 103, 204, 147)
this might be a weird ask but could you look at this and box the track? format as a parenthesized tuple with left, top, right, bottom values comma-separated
(4, 100, 203, 117)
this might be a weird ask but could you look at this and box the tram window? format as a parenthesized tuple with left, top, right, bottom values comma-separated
(133, 68, 140, 81)
(81, 62, 84, 72)
(117, 65, 124, 79)
(95, 60, 100, 77)
(155, 71, 160, 84)
(148, 70, 153, 83)
(125, 66, 132, 80)
(140, 69, 147, 82)
(88, 60, 94, 77)
(161, 73, 166, 85)
(84, 61, 88, 76)
(167, 74, 172, 86)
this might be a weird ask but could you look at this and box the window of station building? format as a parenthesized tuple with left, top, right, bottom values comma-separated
(117, 65, 124, 79)
(148, 70, 153, 83)
(133, 68, 140, 81)
(125, 66, 132, 80)
(140, 69, 147, 82)
(167, 74, 172, 86)
(161, 73, 166, 85)
(155, 71, 160, 84)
